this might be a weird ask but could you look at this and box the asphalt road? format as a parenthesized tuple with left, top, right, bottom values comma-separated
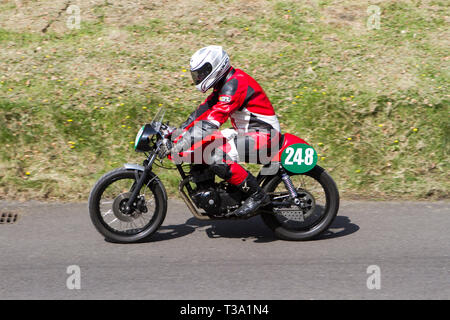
(0, 199, 448, 300)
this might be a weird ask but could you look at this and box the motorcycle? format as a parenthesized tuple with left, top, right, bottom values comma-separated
(88, 108, 339, 242)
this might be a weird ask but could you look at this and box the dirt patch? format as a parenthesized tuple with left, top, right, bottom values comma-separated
(322, 2, 371, 33)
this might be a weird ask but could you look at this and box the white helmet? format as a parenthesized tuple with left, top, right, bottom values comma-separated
(190, 45, 231, 93)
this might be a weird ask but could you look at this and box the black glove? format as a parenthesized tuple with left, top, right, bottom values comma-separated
(163, 126, 178, 139)
(158, 138, 173, 159)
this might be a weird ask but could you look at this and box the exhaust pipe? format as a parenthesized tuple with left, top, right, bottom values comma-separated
(178, 177, 211, 220)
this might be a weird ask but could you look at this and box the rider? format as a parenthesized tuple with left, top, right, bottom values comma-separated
(167, 45, 281, 217)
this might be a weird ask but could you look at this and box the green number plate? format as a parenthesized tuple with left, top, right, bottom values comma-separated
(281, 143, 318, 173)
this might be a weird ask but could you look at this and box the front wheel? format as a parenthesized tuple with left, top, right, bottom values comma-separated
(260, 166, 339, 241)
(88, 167, 167, 243)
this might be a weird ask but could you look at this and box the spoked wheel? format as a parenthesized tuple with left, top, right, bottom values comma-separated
(89, 168, 167, 243)
(260, 165, 339, 241)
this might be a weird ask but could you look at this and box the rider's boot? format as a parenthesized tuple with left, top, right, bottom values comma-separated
(226, 172, 270, 218)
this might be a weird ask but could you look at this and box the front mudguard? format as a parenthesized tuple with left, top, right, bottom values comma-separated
(124, 163, 145, 172)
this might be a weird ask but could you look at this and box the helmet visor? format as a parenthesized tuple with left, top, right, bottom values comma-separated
(190, 62, 213, 85)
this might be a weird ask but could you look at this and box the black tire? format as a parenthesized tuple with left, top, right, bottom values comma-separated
(260, 165, 339, 241)
(88, 167, 167, 243)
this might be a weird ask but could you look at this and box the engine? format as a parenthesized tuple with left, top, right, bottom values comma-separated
(192, 187, 221, 213)
(189, 165, 243, 216)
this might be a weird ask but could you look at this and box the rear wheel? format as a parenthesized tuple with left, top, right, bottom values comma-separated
(88, 168, 167, 243)
(260, 166, 339, 241)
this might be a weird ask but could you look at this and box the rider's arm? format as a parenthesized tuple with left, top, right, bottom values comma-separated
(172, 78, 245, 153)
(203, 78, 245, 128)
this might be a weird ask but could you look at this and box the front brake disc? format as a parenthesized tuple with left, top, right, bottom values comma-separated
(112, 192, 139, 222)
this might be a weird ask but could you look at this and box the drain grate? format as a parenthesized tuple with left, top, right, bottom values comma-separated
(0, 212, 20, 224)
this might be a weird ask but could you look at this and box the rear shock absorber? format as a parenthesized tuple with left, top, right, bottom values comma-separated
(280, 168, 301, 206)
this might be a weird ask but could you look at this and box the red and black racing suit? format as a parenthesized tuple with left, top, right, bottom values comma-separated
(174, 67, 281, 186)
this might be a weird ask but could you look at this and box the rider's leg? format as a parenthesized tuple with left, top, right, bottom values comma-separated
(227, 169, 270, 217)
(225, 133, 272, 217)
(208, 131, 270, 217)
(209, 157, 269, 218)
(208, 149, 248, 185)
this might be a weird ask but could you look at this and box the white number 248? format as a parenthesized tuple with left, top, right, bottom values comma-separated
(284, 147, 314, 166)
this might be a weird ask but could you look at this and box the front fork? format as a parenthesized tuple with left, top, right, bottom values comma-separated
(123, 152, 158, 214)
